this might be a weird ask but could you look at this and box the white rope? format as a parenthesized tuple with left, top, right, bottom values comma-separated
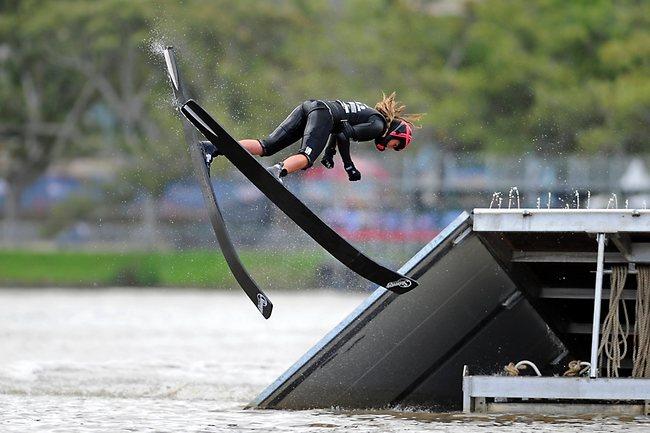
(515, 360, 541, 376)
(598, 265, 629, 377)
(633, 266, 650, 377)
(504, 360, 542, 376)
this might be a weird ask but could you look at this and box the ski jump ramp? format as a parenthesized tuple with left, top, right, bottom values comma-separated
(252, 209, 650, 410)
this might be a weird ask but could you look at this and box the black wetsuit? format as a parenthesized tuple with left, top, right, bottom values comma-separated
(259, 100, 386, 168)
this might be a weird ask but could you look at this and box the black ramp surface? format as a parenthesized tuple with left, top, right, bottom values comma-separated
(180, 99, 417, 293)
(253, 217, 566, 410)
(399, 298, 564, 408)
(163, 47, 272, 319)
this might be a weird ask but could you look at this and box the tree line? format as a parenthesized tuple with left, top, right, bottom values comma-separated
(0, 0, 648, 225)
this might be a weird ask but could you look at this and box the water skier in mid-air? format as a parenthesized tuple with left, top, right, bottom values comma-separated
(200, 92, 421, 183)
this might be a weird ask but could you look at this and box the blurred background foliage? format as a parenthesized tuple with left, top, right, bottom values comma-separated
(2, 0, 648, 175)
(0, 0, 649, 287)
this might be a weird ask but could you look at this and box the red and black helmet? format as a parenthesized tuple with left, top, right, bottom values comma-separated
(375, 119, 413, 151)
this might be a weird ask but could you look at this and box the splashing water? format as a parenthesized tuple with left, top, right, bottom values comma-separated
(484, 188, 646, 212)
(489, 192, 502, 209)
(607, 193, 618, 209)
(508, 187, 520, 209)
(149, 40, 167, 56)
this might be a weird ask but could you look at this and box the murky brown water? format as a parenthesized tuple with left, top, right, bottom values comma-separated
(0, 288, 647, 432)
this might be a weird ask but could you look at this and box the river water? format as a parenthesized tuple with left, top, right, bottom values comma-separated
(1, 288, 647, 432)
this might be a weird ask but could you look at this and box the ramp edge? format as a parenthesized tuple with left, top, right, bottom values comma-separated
(249, 211, 472, 408)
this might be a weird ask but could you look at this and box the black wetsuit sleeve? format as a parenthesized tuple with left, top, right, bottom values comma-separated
(349, 115, 386, 142)
(336, 134, 354, 167)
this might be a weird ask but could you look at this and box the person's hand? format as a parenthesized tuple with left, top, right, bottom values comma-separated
(345, 165, 361, 181)
(321, 153, 334, 169)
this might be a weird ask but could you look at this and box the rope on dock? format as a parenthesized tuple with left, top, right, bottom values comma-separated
(563, 360, 591, 377)
(504, 360, 541, 376)
(598, 265, 629, 378)
(633, 266, 650, 378)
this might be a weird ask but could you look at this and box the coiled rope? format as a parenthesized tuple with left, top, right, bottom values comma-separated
(598, 265, 629, 378)
(563, 360, 591, 377)
(504, 360, 542, 376)
(633, 266, 650, 377)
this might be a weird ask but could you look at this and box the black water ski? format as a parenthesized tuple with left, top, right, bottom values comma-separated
(181, 99, 418, 294)
(163, 47, 272, 319)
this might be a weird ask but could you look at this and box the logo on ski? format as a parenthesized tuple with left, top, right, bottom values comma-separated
(257, 293, 268, 313)
(386, 278, 412, 289)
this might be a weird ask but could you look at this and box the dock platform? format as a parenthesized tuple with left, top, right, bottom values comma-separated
(252, 209, 650, 412)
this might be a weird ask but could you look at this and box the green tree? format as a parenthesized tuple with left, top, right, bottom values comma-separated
(3, 0, 188, 247)
(0, 0, 95, 244)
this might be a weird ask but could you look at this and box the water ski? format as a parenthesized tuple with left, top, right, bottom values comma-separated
(163, 47, 273, 319)
(181, 99, 418, 294)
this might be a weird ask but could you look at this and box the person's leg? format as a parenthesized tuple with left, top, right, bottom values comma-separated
(238, 139, 264, 155)
(239, 103, 305, 163)
(266, 153, 309, 183)
(282, 154, 310, 173)
(269, 103, 333, 178)
(199, 138, 262, 163)
(257, 104, 306, 157)
(239, 138, 306, 174)
(288, 102, 333, 171)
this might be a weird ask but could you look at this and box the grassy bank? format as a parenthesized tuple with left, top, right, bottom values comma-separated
(0, 250, 325, 288)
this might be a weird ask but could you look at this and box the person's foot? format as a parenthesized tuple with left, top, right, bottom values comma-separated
(266, 162, 287, 184)
(199, 141, 221, 167)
